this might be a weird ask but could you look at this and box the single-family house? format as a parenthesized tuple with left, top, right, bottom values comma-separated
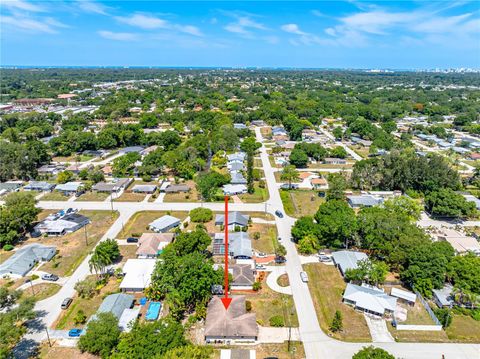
(141, 145, 159, 156)
(230, 264, 255, 290)
(213, 232, 252, 259)
(227, 152, 247, 162)
(34, 213, 90, 236)
(91, 293, 134, 321)
(0, 244, 56, 278)
(230, 171, 247, 185)
(223, 184, 247, 195)
(215, 212, 249, 229)
(149, 215, 181, 233)
(228, 161, 245, 172)
(0, 181, 22, 196)
(55, 181, 83, 195)
(136, 233, 174, 258)
(468, 153, 480, 161)
(233, 123, 247, 130)
(311, 177, 328, 190)
(102, 165, 113, 176)
(159, 181, 171, 192)
(332, 250, 368, 276)
(205, 296, 258, 343)
(324, 157, 347, 165)
(119, 146, 145, 154)
(120, 259, 156, 292)
(343, 283, 397, 317)
(92, 178, 132, 193)
(132, 184, 157, 193)
(24, 181, 55, 192)
(432, 285, 454, 308)
(347, 195, 384, 208)
(164, 184, 190, 193)
(37, 164, 65, 176)
(434, 228, 480, 254)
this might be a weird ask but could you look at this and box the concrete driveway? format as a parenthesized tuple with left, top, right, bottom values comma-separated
(265, 266, 292, 295)
(364, 314, 395, 343)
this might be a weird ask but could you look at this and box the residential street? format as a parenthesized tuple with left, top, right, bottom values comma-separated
(13, 127, 480, 359)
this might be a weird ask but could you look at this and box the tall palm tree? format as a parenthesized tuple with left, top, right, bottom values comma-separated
(280, 165, 300, 189)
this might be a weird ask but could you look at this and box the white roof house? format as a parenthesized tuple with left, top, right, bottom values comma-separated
(148, 215, 181, 233)
(132, 184, 157, 193)
(463, 195, 480, 210)
(347, 195, 383, 208)
(391, 288, 416, 304)
(223, 184, 247, 195)
(120, 259, 156, 292)
(343, 283, 397, 317)
(118, 307, 141, 332)
(0, 244, 56, 278)
(332, 250, 368, 276)
(55, 181, 83, 193)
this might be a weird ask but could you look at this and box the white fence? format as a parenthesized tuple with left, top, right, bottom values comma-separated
(396, 324, 442, 331)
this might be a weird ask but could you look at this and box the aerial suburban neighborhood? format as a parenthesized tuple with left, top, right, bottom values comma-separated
(1, 1, 480, 359)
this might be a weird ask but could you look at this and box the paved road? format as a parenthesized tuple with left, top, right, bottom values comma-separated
(317, 126, 363, 161)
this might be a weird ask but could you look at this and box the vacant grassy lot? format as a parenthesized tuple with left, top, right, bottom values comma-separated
(348, 145, 370, 159)
(0, 250, 14, 264)
(75, 191, 110, 202)
(118, 245, 138, 264)
(41, 192, 70, 201)
(304, 263, 371, 342)
(238, 183, 269, 203)
(250, 223, 277, 254)
(387, 325, 449, 343)
(236, 276, 298, 328)
(39, 210, 119, 276)
(280, 189, 324, 217)
(54, 276, 120, 330)
(446, 314, 480, 342)
(117, 210, 188, 238)
(22, 283, 61, 301)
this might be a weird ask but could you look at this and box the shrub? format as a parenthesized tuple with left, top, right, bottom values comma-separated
(30, 274, 39, 281)
(142, 174, 152, 182)
(190, 208, 213, 223)
(253, 232, 260, 240)
(435, 308, 452, 328)
(75, 278, 97, 298)
(2, 244, 14, 251)
(245, 300, 252, 312)
(234, 225, 241, 232)
(74, 309, 87, 325)
(252, 281, 262, 291)
(269, 315, 284, 327)
(330, 310, 343, 332)
(131, 233, 141, 238)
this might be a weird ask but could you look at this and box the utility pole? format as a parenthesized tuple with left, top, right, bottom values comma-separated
(84, 224, 88, 246)
(27, 279, 35, 296)
(45, 327, 52, 347)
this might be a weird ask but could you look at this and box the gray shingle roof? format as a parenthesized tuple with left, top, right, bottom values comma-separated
(94, 293, 134, 320)
(213, 232, 252, 258)
(215, 212, 249, 227)
(0, 244, 56, 277)
(332, 250, 368, 275)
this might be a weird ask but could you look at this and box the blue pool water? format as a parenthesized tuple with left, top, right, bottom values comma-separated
(145, 301, 161, 321)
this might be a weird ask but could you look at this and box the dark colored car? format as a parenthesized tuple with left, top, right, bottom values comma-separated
(30, 231, 42, 238)
(275, 210, 284, 218)
(42, 273, 59, 281)
(68, 329, 82, 337)
(75, 190, 85, 197)
(61, 297, 73, 310)
(275, 256, 287, 264)
(126, 237, 138, 243)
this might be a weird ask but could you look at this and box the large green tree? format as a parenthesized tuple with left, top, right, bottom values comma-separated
(425, 188, 476, 218)
(78, 312, 121, 359)
(314, 200, 357, 248)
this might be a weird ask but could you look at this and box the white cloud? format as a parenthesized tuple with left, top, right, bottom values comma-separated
(413, 13, 472, 33)
(116, 13, 169, 29)
(175, 24, 203, 37)
(224, 16, 267, 37)
(281, 23, 307, 36)
(76, 0, 110, 15)
(98, 30, 138, 41)
(45, 17, 69, 28)
(1, 0, 45, 12)
(311, 10, 325, 17)
(2, 15, 58, 33)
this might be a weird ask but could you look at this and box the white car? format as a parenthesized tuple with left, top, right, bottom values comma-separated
(256, 252, 267, 258)
(256, 264, 267, 270)
(300, 271, 309, 282)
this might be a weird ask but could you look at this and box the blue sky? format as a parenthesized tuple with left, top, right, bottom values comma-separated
(1, 0, 479, 68)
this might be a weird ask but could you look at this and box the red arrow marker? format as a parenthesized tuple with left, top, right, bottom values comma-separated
(221, 195, 232, 310)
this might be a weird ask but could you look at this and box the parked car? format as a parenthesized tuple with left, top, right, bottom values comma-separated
(68, 329, 82, 337)
(319, 255, 332, 262)
(30, 230, 41, 238)
(278, 237, 282, 242)
(300, 271, 309, 282)
(75, 190, 85, 198)
(41, 273, 59, 281)
(61, 297, 73, 310)
(275, 210, 284, 218)
(126, 237, 138, 243)
(256, 252, 267, 258)
(255, 264, 267, 270)
(275, 256, 286, 264)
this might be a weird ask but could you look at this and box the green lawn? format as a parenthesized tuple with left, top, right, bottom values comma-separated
(41, 191, 71, 201)
(280, 189, 324, 217)
(113, 192, 146, 202)
(238, 183, 269, 203)
(75, 191, 110, 202)
(250, 223, 278, 254)
(304, 263, 371, 342)
(22, 283, 61, 301)
(446, 314, 480, 342)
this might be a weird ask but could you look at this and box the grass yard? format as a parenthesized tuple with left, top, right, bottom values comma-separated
(236, 276, 298, 328)
(238, 183, 269, 203)
(215, 342, 305, 359)
(446, 314, 480, 343)
(41, 192, 71, 201)
(250, 223, 278, 254)
(402, 302, 435, 325)
(75, 191, 110, 202)
(38, 210, 119, 277)
(22, 283, 61, 301)
(117, 210, 188, 238)
(387, 325, 449, 343)
(308, 163, 354, 170)
(348, 145, 370, 159)
(54, 276, 120, 330)
(304, 263, 371, 342)
(39, 345, 98, 359)
(113, 192, 146, 202)
(118, 245, 138, 264)
(280, 189, 324, 217)
(0, 250, 14, 264)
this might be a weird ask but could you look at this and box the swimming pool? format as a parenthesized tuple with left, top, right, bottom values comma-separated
(145, 301, 161, 321)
